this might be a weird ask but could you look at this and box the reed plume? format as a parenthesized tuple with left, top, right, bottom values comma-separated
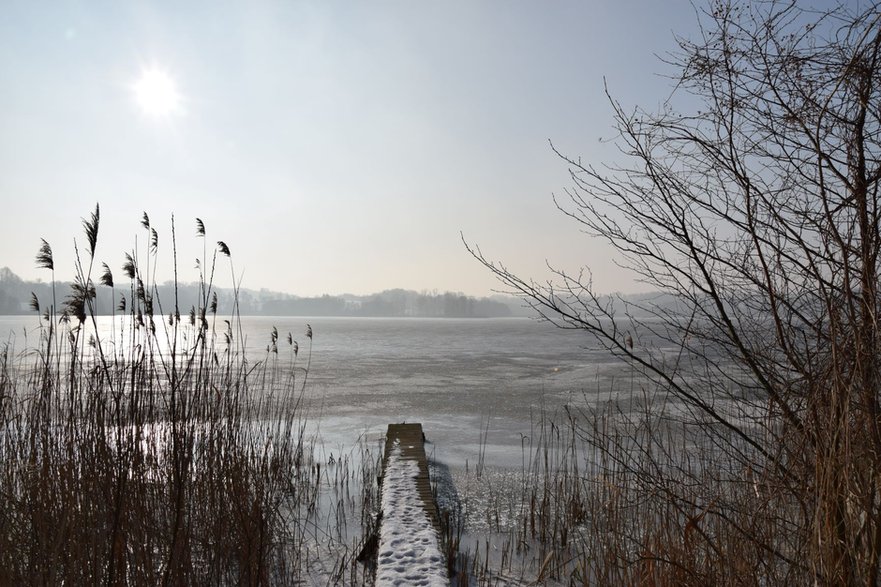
(35, 238, 54, 271)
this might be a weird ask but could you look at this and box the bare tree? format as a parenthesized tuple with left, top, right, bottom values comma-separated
(468, 1, 881, 583)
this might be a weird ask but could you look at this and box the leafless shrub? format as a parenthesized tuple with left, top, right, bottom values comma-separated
(468, 1, 881, 583)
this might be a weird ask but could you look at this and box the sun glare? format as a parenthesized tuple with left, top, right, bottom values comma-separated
(133, 68, 181, 117)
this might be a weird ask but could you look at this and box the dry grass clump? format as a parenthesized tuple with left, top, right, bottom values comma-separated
(446, 409, 588, 585)
(0, 207, 321, 585)
(569, 393, 803, 586)
(451, 390, 806, 586)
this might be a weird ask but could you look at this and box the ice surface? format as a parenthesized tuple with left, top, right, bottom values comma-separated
(376, 443, 449, 587)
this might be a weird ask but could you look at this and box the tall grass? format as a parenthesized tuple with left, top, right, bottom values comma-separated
(0, 208, 326, 585)
(447, 388, 805, 586)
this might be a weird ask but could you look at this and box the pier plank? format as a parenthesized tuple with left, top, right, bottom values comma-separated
(382, 423, 440, 533)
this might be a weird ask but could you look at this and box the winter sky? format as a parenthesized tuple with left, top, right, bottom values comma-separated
(2, 1, 752, 296)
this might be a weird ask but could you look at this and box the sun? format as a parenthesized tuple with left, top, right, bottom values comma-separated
(133, 68, 181, 117)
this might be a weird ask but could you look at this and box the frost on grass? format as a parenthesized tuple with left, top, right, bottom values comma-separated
(376, 443, 448, 587)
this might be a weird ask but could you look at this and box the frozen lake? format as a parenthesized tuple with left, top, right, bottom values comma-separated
(0, 315, 635, 468)
(0, 313, 660, 583)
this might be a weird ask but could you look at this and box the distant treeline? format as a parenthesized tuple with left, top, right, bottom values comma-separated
(256, 289, 518, 318)
(0, 267, 525, 318)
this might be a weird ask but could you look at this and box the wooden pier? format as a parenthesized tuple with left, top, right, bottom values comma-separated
(369, 423, 450, 585)
(382, 423, 440, 533)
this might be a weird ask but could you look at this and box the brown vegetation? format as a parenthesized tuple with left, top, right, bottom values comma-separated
(0, 209, 354, 585)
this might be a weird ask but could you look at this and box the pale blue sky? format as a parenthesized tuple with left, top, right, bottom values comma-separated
(2, 1, 700, 296)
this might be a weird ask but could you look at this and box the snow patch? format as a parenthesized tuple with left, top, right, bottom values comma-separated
(376, 444, 448, 587)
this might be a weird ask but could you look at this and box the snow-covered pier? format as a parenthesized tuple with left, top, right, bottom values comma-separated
(376, 423, 448, 586)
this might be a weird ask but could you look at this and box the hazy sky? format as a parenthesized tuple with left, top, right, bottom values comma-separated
(2, 1, 709, 297)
